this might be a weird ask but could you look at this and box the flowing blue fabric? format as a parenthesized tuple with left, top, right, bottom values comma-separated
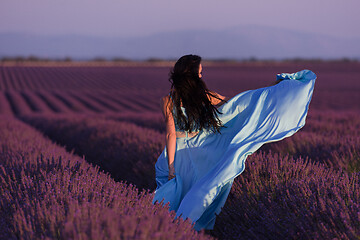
(153, 70, 316, 230)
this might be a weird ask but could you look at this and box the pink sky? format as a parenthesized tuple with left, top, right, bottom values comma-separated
(1, 0, 359, 39)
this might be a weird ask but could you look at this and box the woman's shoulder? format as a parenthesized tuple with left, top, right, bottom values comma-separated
(160, 95, 171, 106)
(208, 91, 226, 105)
(160, 95, 173, 114)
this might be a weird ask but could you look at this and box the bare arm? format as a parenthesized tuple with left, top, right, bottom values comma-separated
(208, 91, 227, 106)
(160, 96, 177, 180)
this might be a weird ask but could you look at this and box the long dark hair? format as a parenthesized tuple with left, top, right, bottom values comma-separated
(168, 54, 224, 133)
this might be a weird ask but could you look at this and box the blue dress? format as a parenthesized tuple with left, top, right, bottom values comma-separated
(153, 70, 316, 231)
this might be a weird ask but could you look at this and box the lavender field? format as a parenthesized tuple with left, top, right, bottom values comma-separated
(0, 61, 359, 239)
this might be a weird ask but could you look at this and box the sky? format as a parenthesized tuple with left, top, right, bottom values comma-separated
(1, 0, 360, 39)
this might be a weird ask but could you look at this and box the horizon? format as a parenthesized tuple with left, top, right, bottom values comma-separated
(1, 55, 359, 63)
(1, 0, 360, 59)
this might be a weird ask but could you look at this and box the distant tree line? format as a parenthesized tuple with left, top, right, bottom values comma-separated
(0, 55, 358, 63)
(0, 55, 73, 62)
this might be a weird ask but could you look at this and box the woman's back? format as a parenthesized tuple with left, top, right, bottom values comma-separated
(163, 91, 226, 133)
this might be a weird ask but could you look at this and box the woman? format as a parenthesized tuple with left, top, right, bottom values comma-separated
(153, 54, 316, 231)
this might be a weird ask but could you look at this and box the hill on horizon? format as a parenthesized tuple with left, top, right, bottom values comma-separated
(1, 25, 359, 60)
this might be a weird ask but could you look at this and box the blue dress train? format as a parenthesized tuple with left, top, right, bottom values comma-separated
(153, 70, 316, 230)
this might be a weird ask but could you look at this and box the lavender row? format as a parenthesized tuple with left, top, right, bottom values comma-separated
(20, 114, 165, 190)
(212, 151, 360, 239)
(260, 110, 360, 173)
(73, 112, 165, 133)
(104, 112, 165, 133)
(19, 111, 360, 239)
(0, 116, 211, 239)
(0, 66, 170, 91)
(1, 63, 360, 112)
(0, 89, 161, 115)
